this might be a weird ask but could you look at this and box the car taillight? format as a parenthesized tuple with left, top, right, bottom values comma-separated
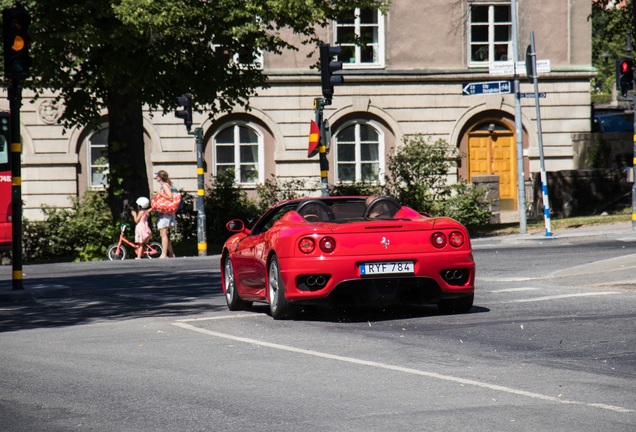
(299, 237, 315, 254)
(431, 232, 447, 248)
(449, 231, 464, 247)
(319, 236, 336, 253)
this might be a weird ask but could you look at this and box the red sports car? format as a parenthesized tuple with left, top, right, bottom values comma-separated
(220, 196, 475, 319)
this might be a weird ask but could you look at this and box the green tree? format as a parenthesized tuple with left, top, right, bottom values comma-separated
(384, 134, 456, 212)
(0, 0, 390, 219)
(591, 0, 634, 94)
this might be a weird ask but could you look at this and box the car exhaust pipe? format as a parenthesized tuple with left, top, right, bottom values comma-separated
(444, 270, 464, 280)
(442, 269, 467, 285)
(299, 274, 330, 291)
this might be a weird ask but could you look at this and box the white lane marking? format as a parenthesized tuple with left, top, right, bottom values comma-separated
(178, 314, 262, 322)
(489, 287, 540, 293)
(497, 291, 620, 304)
(477, 276, 538, 282)
(172, 321, 633, 414)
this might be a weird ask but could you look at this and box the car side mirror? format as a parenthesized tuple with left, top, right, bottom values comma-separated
(226, 219, 245, 232)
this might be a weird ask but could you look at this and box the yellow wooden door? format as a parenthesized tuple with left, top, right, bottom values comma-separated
(468, 132, 517, 210)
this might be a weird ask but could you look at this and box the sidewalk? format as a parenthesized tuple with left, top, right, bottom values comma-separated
(471, 220, 636, 248)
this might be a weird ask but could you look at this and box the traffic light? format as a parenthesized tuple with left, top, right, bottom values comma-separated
(175, 93, 193, 132)
(320, 44, 344, 100)
(2, 5, 32, 80)
(616, 57, 634, 97)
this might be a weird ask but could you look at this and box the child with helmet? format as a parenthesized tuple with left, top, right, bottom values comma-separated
(132, 196, 152, 259)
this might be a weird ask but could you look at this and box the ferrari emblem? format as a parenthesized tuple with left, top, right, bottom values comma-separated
(381, 237, 390, 249)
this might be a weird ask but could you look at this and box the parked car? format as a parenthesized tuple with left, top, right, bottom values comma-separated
(220, 196, 475, 319)
(592, 112, 633, 133)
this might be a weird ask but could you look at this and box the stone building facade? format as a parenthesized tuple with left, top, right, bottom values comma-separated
(1, 0, 593, 220)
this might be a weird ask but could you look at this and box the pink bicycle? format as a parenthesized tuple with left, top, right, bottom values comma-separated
(108, 223, 163, 260)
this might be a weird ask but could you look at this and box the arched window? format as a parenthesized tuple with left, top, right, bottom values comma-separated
(213, 123, 263, 184)
(335, 121, 383, 183)
(86, 128, 109, 190)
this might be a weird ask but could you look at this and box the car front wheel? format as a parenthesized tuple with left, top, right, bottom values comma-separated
(268, 256, 293, 320)
(224, 255, 247, 311)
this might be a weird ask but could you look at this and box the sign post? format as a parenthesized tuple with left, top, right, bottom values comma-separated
(528, 31, 552, 237)
(511, 0, 527, 234)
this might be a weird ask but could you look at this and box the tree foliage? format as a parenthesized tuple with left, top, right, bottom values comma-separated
(0, 0, 391, 218)
(591, 0, 634, 93)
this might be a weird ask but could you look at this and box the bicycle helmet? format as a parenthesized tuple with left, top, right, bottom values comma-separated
(136, 196, 150, 209)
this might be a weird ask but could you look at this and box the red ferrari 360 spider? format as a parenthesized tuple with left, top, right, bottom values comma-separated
(220, 196, 475, 319)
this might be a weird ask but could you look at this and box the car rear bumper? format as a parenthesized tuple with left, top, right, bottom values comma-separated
(278, 251, 475, 303)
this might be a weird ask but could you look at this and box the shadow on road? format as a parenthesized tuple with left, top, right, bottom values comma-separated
(244, 303, 490, 323)
(0, 265, 225, 333)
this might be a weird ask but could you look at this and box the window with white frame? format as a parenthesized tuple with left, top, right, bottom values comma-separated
(214, 123, 263, 184)
(469, 3, 511, 65)
(210, 43, 263, 70)
(87, 128, 109, 189)
(335, 121, 383, 183)
(335, 7, 384, 67)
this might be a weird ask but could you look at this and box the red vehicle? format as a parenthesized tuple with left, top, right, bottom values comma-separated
(0, 119, 10, 251)
(221, 196, 475, 319)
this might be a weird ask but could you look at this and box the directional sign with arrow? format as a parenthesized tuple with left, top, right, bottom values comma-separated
(462, 80, 512, 96)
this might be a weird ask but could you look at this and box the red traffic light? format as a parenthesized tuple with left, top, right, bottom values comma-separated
(621, 60, 631, 73)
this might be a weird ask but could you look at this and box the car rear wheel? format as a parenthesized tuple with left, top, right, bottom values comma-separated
(224, 255, 248, 310)
(268, 256, 293, 319)
(438, 294, 474, 314)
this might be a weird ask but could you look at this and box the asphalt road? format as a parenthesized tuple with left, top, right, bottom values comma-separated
(0, 233, 635, 431)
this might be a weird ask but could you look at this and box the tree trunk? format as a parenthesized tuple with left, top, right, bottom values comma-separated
(105, 89, 150, 222)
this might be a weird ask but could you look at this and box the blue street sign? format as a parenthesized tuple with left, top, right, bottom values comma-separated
(519, 92, 547, 98)
(462, 80, 512, 96)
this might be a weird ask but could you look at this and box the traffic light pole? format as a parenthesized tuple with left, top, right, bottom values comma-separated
(314, 97, 329, 196)
(9, 79, 23, 290)
(174, 94, 206, 255)
(191, 127, 207, 256)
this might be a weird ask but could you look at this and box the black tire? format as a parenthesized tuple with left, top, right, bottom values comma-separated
(108, 245, 126, 260)
(438, 294, 474, 314)
(145, 242, 163, 259)
(223, 255, 248, 311)
(268, 255, 293, 319)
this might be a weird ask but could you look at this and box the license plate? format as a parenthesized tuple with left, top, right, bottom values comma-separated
(360, 261, 414, 276)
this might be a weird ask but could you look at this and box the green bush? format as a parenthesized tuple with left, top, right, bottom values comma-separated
(329, 181, 383, 197)
(255, 175, 309, 213)
(384, 134, 492, 226)
(204, 170, 260, 248)
(438, 182, 493, 228)
(22, 190, 116, 263)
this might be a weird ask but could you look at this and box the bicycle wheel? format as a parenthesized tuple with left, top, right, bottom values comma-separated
(108, 244, 127, 260)
(145, 242, 163, 259)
